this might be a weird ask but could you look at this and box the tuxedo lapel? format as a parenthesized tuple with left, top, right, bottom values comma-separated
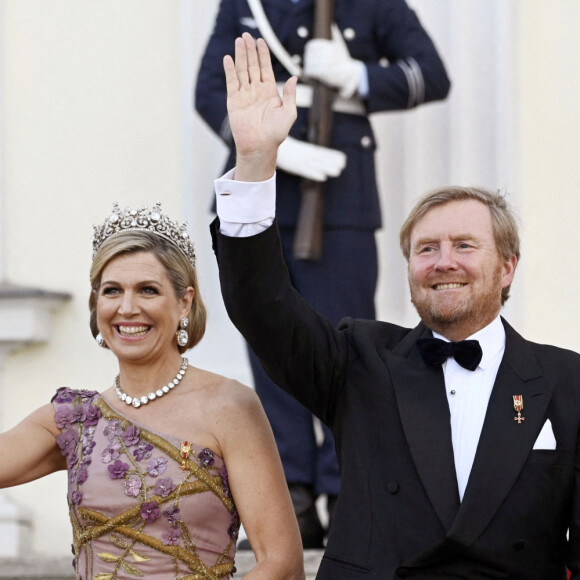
(447, 319, 554, 545)
(385, 323, 460, 531)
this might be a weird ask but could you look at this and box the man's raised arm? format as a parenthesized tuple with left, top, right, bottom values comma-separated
(210, 36, 341, 419)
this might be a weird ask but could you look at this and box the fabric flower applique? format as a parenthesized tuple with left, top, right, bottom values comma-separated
(103, 419, 123, 440)
(108, 459, 130, 480)
(52, 387, 77, 404)
(54, 391, 99, 512)
(147, 457, 167, 477)
(121, 425, 141, 447)
(56, 428, 80, 457)
(76, 468, 88, 485)
(101, 440, 122, 463)
(70, 405, 85, 425)
(55, 407, 77, 430)
(82, 426, 95, 445)
(198, 448, 215, 466)
(155, 477, 176, 498)
(228, 512, 240, 540)
(125, 476, 142, 497)
(71, 490, 83, 505)
(163, 505, 181, 526)
(83, 440, 96, 456)
(66, 451, 79, 469)
(140, 500, 161, 522)
(133, 441, 154, 461)
(220, 465, 230, 496)
(82, 403, 101, 427)
(162, 527, 181, 546)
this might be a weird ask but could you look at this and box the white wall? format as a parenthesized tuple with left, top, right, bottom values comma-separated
(519, 0, 580, 350)
(0, 0, 578, 556)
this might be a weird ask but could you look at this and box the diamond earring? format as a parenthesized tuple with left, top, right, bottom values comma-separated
(176, 318, 189, 347)
(96, 332, 106, 348)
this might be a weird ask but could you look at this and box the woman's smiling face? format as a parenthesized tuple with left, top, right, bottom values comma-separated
(96, 250, 193, 363)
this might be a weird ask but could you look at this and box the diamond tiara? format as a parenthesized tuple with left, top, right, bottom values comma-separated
(92, 201, 196, 266)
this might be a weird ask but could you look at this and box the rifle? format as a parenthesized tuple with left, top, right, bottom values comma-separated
(292, 0, 335, 261)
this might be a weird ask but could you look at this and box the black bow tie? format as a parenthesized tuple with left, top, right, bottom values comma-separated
(416, 337, 483, 371)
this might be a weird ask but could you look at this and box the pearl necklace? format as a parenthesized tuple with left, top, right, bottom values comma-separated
(115, 357, 189, 408)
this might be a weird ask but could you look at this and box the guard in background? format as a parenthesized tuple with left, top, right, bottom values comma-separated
(195, 0, 450, 549)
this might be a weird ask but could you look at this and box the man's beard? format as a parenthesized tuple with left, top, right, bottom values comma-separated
(410, 266, 503, 338)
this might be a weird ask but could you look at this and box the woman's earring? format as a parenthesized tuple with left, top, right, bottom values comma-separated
(96, 332, 106, 348)
(176, 318, 189, 347)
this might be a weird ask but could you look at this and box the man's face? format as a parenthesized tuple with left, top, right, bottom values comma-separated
(407, 200, 516, 341)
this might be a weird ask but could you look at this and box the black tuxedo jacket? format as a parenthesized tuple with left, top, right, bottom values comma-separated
(211, 219, 580, 579)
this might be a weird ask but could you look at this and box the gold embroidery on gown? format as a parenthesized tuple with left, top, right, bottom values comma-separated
(53, 388, 239, 580)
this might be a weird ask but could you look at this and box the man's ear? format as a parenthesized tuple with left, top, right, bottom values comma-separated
(501, 254, 518, 289)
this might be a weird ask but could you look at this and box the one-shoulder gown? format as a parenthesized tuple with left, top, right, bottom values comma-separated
(52, 387, 240, 580)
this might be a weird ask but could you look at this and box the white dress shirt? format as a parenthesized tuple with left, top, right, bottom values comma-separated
(434, 316, 506, 500)
(214, 169, 506, 501)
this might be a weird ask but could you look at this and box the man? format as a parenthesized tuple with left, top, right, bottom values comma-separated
(211, 35, 580, 578)
(196, 0, 450, 546)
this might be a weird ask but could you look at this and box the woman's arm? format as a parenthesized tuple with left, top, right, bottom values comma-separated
(216, 383, 305, 579)
(0, 404, 65, 488)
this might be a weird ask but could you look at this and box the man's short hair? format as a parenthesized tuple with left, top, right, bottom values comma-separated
(399, 186, 520, 304)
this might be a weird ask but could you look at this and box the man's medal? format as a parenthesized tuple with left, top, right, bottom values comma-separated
(513, 395, 524, 424)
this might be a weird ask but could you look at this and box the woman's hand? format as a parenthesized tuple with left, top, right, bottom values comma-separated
(223, 33, 297, 182)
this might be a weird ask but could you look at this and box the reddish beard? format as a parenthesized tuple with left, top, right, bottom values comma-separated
(410, 265, 503, 339)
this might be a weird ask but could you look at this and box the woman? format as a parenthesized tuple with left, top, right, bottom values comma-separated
(0, 202, 304, 579)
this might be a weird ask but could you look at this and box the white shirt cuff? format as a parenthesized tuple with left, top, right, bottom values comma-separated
(214, 168, 276, 237)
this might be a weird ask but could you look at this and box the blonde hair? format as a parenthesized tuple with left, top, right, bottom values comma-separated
(89, 231, 206, 352)
(399, 186, 520, 304)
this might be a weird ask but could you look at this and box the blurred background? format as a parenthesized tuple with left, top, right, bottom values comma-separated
(0, 0, 578, 560)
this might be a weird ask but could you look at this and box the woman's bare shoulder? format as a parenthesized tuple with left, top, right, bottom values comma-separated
(189, 367, 263, 420)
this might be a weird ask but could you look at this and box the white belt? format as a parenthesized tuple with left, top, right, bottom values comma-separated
(277, 82, 366, 116)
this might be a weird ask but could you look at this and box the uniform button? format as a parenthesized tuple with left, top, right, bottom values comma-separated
(387, 481, 399, 494)
(379, 57, 389, 68)
(291, 54, 302, 65)
(513, 540, 525, 551)
(361, 135, 372, 148)
(397, 567, 411, 578)
(297, 26, 309, 38)
(343, 27, 356, 40)
(450, 390, 456, 396)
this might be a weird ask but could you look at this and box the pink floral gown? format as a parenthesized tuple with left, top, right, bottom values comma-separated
(52, 387, 239, 580)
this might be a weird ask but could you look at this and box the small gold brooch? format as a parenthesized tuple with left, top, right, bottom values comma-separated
(180, 441, 192, 471)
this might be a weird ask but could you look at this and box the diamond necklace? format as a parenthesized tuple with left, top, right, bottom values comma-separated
(115, 357, 189, 408)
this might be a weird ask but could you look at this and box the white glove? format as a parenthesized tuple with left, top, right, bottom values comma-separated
(277, 136, 346, 182)
(303, 24, 364, 99)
